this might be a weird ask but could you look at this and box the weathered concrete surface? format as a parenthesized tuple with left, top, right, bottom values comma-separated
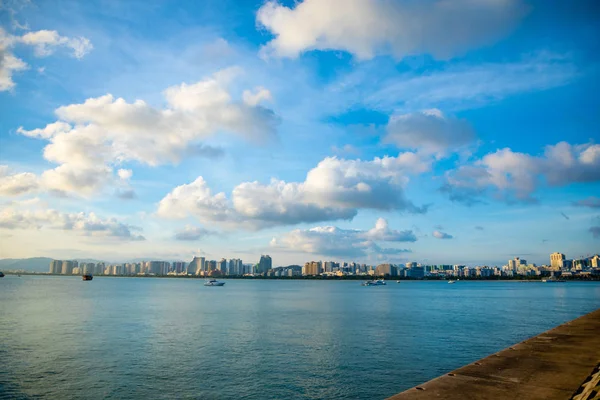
(388, 308, 600, 400)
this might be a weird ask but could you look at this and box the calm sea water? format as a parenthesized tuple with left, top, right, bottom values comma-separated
(1, 276, 599, 399)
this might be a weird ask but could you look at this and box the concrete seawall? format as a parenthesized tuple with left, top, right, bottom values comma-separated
(388, 308, 600, 400)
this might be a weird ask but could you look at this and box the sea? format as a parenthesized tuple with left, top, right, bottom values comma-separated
(1, 276, 599, 399)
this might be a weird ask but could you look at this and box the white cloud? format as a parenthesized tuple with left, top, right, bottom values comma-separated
(366, 218, 416, 242)
(157, 153, 430, 229)
(385, 109, 475, 156)
(174, 225, 214, 241)
(242, 86, 272, 106)
(0, 206, 145, 241)
(0, 46, 28, 91)
(0, 27, 92, 91)
(117, 169, 133, 180)
(257, 0, 525, 60)
(270, 218, 414, 257)
(443, 142, 600, 204)
(432, 230, 453, 239)
(16, 68, 278, 196)
(0, 165, 39, 197)
(19, 30, 93, 59)
(157, 176, 236, 222)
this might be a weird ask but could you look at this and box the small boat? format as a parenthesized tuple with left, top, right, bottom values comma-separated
(396, 280, 400, 283)
(362, 279, 386, 286)
(82, 274, 93, 281)
(448, 280, 456, 284)
(204, 279, 225, 287)
(0, 271, 4, 278)
(542, 277, 565, 283)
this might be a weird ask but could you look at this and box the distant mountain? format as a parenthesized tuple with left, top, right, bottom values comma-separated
(0, 257, 54, 272)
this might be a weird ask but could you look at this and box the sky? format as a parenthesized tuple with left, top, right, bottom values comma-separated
(0, 0, 599, 267)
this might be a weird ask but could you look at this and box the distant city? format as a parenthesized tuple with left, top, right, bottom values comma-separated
(41, 252, 600, 279)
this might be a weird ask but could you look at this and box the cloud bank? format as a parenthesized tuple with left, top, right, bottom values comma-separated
(157, 153, 430, 229)
(257, 0, 525, 60)
(443, 142, 600, 204)
(0, 27, 92, 91)
(15, 68, 278, 196)
(270, 218, 414, 257)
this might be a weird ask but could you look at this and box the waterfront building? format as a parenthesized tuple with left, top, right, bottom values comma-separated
(218, 258, 227, 274)
(226, 258, 243, 275)
(94, 263, 105, 275)
(172, 262, 186, 274)
(49, 260, 62, 274)
(405, 266, 423, 278)
(508, 257, 525, 271)
(187, 257, 204, 275)
(207, 260, 217, 273)
(550, 252, 566, 270)
(592, 255, 600, 268)
(83, 263, 95, 275)
(376, 263, 398, 276)
(303, 261, 321, 276)
(147, 261, 164, 275)
(257, 255, 272, 275)
(61, 260, 74, 275)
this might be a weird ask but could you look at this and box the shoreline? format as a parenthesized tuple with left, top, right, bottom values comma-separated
(2, 272, 600, 282)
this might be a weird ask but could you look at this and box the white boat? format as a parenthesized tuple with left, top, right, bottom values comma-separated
(362, 279, 386, 286)
(396, 280, 400, 283)
(204, 279, 225, 287)
(542, 277, 565, 283)
(448, 280, 456, 284)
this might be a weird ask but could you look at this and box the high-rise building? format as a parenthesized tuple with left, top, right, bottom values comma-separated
(49, 260, 62, 274)
(375, 264, 398, 276)
(61, 260, 74, 275)
(218, 258, 227, 273)
(83, 263, 95, 275)
(187, 257, 204, 275)
(227, 258, 243, 275)
(592, 255, 600, 268)
(257, 255, 272, 275)
(550, 252, 565, 270)
(172, 262, 185, 274)
(147, 261, 164, 275)
(94, 263, 105, 275)
(207, 260, 217, 273)
(303, 261, 321, 276)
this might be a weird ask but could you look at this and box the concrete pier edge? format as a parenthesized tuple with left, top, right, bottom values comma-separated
(387, 308, 600, 400)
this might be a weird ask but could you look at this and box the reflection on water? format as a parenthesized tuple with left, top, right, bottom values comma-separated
(1, 276, 599, 399)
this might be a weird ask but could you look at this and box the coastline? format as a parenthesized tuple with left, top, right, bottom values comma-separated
(2, 272, 600, 281)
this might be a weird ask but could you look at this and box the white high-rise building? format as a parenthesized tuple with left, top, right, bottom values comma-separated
(550, 252, 565, 270)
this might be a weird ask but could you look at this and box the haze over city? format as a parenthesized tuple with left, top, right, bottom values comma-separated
(1, 0, 599, 267)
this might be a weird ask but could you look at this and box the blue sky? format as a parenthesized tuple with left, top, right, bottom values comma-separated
(0, 0, 599, 266)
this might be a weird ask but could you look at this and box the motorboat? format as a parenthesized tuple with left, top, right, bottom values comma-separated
(204, 279, 225, 287)
(448, 280, 456, 284)
(0, 271, 4, 278)
(362, 279, 386, 286)
(396, 280, 400, 283)
(542, 277, 565, 283)
(82, 274, 93, 281)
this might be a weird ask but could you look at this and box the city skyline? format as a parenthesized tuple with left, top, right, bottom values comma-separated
(39, 251, 600, 279)
(1, 1, 599, 267)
